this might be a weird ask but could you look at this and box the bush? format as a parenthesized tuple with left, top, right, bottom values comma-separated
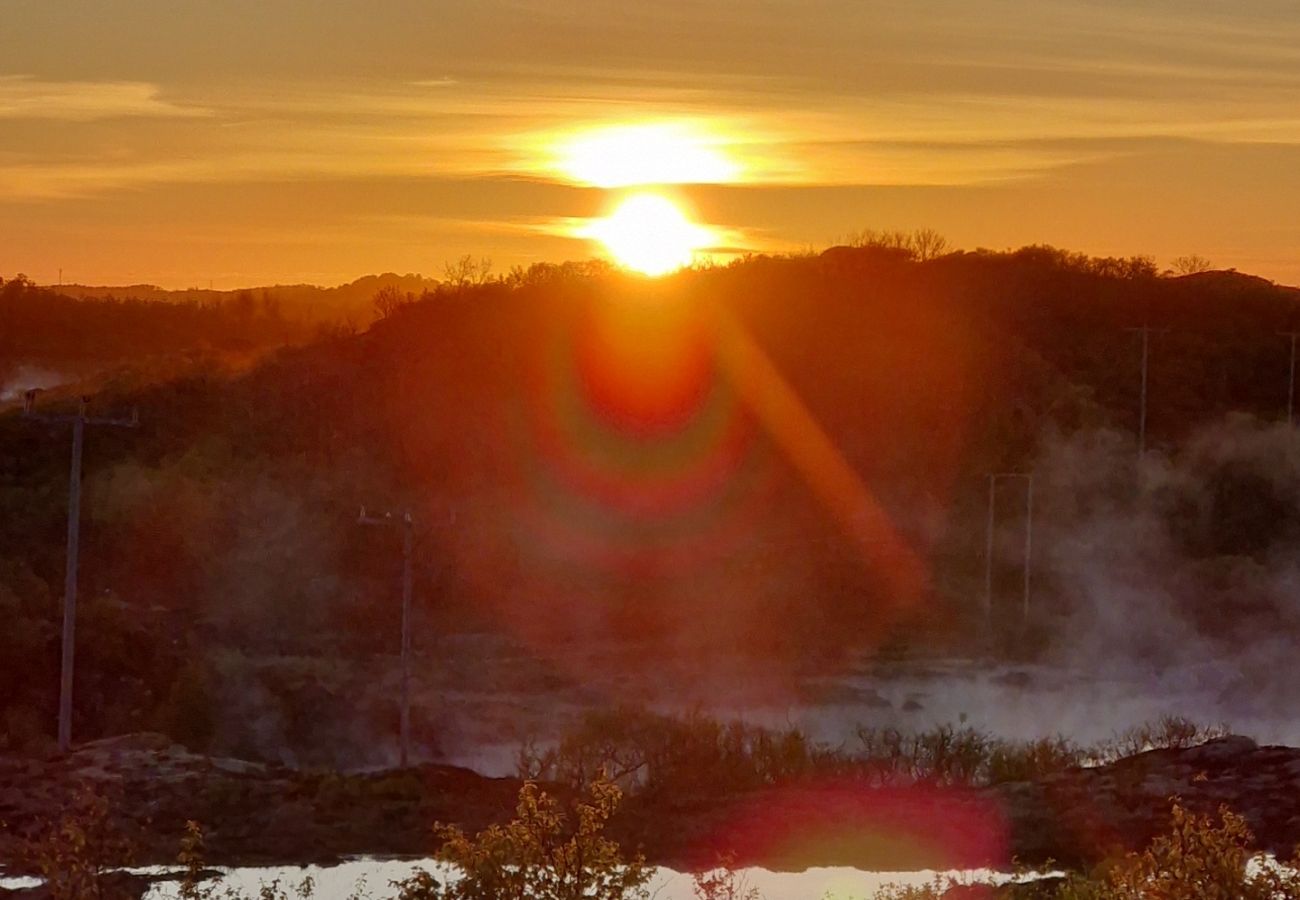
(175, 819, 319, 900)
(525, 710, 1236, 801)
(518, 707, 820, 799)
(692, 854, 761, 900)
(20, 784, 134, 900)
(867, 802, 1300, 899)
(1098, 717, 1229, 761)
(1097, 802, 1300, 899)
(986, 736, 1083, 784)
(393, 775, 650, 900)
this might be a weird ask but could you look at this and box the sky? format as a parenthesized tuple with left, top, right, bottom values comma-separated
(2, 0, 1299, 288)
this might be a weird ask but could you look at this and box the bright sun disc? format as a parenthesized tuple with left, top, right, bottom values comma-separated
(557, 122, 739, 188)
(583, 194, 715, 277)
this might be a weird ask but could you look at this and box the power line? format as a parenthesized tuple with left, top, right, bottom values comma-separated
(23, 391, 138, 753)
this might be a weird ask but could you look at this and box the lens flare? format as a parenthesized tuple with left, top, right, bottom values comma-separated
(582, 194, 716, 276)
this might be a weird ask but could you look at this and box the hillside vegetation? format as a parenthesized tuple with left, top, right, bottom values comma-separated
(2, 245, 1299, 757)
(0, 272, 438, 398)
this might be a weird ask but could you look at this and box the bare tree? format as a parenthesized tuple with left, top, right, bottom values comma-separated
(910, 228, 950, 261)
(372, 284, 411, 320)
(844, 228, 949, 260)
(442, 254, 494, 289)
(1170, 254, 1213, 275)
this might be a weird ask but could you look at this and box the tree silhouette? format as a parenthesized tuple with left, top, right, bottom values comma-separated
(1171, 254, 1213, 275)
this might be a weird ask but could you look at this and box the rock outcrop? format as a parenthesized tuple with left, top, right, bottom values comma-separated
(1, 733, 1298, 874)
(996, 735, 1300, 866)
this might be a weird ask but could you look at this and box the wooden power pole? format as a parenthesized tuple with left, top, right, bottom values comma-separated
(1280, 332, 1300, 426)
(1125, 326, 1167, 460)
(23, 391, 137, 752)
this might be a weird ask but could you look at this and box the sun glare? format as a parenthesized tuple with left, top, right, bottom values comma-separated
(557, 122, 740, 188)
(582, 194, 716, 277)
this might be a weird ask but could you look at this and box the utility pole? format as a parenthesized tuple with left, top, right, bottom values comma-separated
(1021, 475, 1034, 623)
(1125, 326, 1166, 460)
(1280, 332, 1300, 426)
(357, 506, 414, 767)
(983, 473, 1034, 624)
(23, 391, 138, 753)
(983, 475, 996, 621)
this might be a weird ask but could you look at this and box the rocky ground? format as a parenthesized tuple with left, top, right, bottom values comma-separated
(1, 732, 1298, 879)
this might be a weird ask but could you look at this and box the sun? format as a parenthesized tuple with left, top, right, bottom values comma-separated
(555, 122, 740, 189)
(582, 194, 716, 276)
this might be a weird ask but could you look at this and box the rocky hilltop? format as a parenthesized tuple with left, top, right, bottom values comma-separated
(1, 733, 1298, 874)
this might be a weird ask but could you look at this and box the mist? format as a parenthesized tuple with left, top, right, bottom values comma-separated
(1023, 416, 1300, 742)
(0, 365, 67, 403)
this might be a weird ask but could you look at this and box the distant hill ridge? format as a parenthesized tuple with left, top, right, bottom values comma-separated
(57, 272, 440, 322)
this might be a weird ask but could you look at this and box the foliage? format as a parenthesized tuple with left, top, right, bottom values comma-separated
(177, 820, 209, 900)
(19, 780, 1300, 900)
(391, 776, 650, 900)
(517, 707, 827, 799)
(175, 819, 320, 900)
(523, 710, 1242, 802)
(850, 724, 1085, 786)
(866, 875, 964, 899)
(1097, 717, 1230, 761)
(866, 802, 1300, 899)
(6, 245, 1300, 758)
(19, 783, 134, 900)
(0, 277, 306, 375)
(692, 854, 761, 900)
(1096, 802, 1300, 899)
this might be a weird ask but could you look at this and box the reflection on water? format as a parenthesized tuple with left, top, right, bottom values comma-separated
(129, 861, 1042, 900)
(0, 873, 41, 891)
(2, 861, 1047, 900)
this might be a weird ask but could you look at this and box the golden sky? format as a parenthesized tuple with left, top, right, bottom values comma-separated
(2, 0, 1299, 287)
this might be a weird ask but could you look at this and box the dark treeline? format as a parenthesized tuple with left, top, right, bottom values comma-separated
(0, 272, 440, 391)
(1, 276, 300, 373)
(2, 246, 1299, 760)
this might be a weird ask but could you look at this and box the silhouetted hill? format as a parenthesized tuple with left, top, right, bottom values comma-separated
(60, 272, 438, 323)
(0, 272, 440, 403)
(3, 247, 1300, 759)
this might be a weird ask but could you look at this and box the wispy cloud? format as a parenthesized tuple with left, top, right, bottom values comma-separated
(0, 75, 210, 121)
(4, 69, 1299, 205)
(3, 0, 1300, 283)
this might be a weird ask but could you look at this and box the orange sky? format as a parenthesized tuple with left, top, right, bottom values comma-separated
(2, 0, 1298, 288)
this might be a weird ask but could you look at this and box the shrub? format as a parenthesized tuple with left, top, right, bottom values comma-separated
(393, 775, 650, 900)
(986, 736, 1083, 784)
(526, 710, 1233, 800)
(1099, 802, 1300, 899)
(518, 707, 819, 799)
(21, 783, 134, 900)
(854, 725, 1081, 786)
(175, 819, 318, 900)
(870, 802, 1300, 899)
(692, 854, 760, 900)
(1099, 716, 1229, 761)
